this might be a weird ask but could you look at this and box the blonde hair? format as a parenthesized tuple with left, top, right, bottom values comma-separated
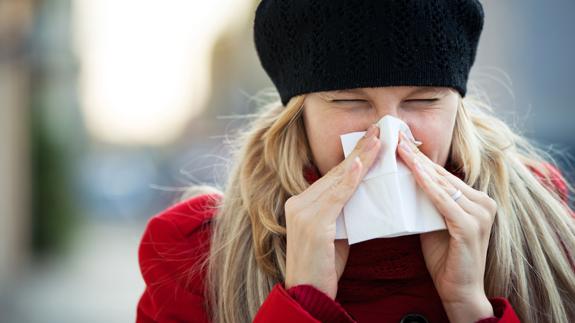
(184, 89, 575, 322)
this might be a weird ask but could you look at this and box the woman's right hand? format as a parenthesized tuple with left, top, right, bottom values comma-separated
(284, 123, 382, 300)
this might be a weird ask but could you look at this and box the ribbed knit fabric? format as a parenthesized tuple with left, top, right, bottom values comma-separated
(254, 0, 485, 106)
(287, 284, 356, 322)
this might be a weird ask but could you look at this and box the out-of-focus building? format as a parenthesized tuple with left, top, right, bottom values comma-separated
(0, 0, 34, 296)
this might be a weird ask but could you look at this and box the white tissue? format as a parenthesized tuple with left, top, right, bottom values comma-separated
(335, 115, 447, 244)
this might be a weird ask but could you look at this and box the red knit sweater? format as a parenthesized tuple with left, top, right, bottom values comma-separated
(136, 162, 570, 322)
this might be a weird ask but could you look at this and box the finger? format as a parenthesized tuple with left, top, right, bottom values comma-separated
(401, 150, 476, 214)
(397, 134, 473, 228)
(399, 141, 495, 230)
(430, 163, 498, 219)
(435, 179, 478, 217)
(398, 132, 485, 203)
(436, 179, 496, 238)
(301, 124, 381, 205)
(410, 158, 474, 235)
(397, 133, 496, 238)
(347, 124, 382, 178)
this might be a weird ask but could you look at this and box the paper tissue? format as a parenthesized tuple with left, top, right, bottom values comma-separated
(335, 115, 447, 244)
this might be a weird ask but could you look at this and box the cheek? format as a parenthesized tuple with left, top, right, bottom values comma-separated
(407, 114, 455, 165)
(305, 115, 342, 174)
(306, 114, 365, 175)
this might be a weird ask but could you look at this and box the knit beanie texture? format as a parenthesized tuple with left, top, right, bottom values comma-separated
(253, 0, 485, 106)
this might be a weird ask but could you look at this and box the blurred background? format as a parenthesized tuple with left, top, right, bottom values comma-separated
(0, 1, 573, 322)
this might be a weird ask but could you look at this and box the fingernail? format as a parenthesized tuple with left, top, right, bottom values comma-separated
(400, 131, 421, 147)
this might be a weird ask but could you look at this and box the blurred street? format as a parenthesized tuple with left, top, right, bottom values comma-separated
(1, 219, 146, 323)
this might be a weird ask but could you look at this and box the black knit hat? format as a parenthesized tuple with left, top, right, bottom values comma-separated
(253, 0, 484, 106)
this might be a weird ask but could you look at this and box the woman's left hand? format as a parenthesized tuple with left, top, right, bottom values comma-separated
(397, 132, 497, 322)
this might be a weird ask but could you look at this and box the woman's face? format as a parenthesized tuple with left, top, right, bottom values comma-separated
(302, 86, 460, 176)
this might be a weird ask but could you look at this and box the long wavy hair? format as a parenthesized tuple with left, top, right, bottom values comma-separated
(183, 87, 575, 322)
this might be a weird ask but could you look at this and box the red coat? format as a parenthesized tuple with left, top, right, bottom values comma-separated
(136, 162, 570, 322)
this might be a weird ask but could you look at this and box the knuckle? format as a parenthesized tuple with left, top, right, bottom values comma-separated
(474, 207, 496, 236)
(330, 176, 354, 203)
(284, 195, 296, 209)
(487, 198, 498, 213)
(342, 170, 359, 190)
(437, 176, 450, 188)
(436, 191, 451, 205)
(328, 183, 347, 204)
(332, 162, 345, 175)
(330, 161, 348, 178)
(435, 164, 449, 176)
(476, 209, 492, 225)
(478, 192, 497, 212)
(284, 195, 300, 216)
(357, 135, 370, 149)
(478, 191, 490, 202)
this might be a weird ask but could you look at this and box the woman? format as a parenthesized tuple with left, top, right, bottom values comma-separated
(136, 1, 575, 322)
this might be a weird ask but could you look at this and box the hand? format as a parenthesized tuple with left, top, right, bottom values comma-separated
(284, 124, 382, 299)
(397, 132, 497, 322)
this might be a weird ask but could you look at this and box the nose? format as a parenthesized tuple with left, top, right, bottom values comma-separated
(370, 108, 402, 127)
(365, 105, 413, 135)
(372, 100, 402, 121)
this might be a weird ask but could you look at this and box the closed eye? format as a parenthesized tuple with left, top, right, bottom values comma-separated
(404, 98, 439, 103)
(331, 98, 439, 103)
(331, 99, 368, 103)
